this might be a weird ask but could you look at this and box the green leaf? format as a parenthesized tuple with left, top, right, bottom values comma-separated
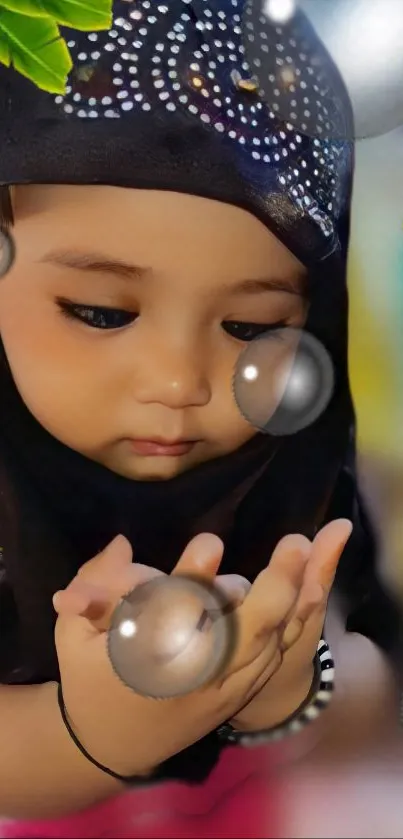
(40, 0, 113, 30)
(0, 1, 48, 16)
(0, 10, 72, 93)
(0, 37, 11, 66)
(0, 0, 113, 30)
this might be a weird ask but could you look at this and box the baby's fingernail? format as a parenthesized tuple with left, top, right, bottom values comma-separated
(194, 534, 223, 567)
(338, 519, 353, 544)
(52, 591, 62, 610)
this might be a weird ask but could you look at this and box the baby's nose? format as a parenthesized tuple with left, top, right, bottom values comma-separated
(133, 338, 211, 409)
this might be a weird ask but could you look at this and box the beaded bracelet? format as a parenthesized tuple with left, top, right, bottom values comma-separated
(216, 638, 335, 747)
(58, 640, 334, 777)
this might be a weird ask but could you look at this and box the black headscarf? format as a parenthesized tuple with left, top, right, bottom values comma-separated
(0, 0, 399, 783)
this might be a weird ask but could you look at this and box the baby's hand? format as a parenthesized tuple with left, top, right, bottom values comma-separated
(53, 531, 308, 779)
(229, 519, 353, 732)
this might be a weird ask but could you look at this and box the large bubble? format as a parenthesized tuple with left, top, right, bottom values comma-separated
(0, 231, 15, 278)
(233, 327, 334, 435)
(243, 0, 403, 140)
(107, 574, 236, 699)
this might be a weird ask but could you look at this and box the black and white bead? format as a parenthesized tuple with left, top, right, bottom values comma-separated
(216, 638, 335, 747)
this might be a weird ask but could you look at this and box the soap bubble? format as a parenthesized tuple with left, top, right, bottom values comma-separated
(243, 0, 403, 140)
(265, 0, 296, 23)
(0, 231, 15, 278)
(233, 327, 334, 436)
(107, 574, 236, 698)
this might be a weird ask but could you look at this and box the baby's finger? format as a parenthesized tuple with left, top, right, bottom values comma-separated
(281, 518, 352, 650)
(172, 533, 225, 581)
(54, 559, 163, 631)
(53, 535, 133, 632)
(309, 518, 353, 594)
(233, 534, 311, 665)
(76, 534, 134, 586)
(214, 574, 251, 609)
(291, 518, 352, 620)
(280, 580, 324, 650)
(53, 581, 111, 621)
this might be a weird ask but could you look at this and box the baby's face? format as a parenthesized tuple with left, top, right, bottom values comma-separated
(0, 185, 307, 481)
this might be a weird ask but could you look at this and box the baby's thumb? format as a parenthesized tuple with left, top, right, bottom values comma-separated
(75, 534, 133, 584)
(53, 535, 133, 629)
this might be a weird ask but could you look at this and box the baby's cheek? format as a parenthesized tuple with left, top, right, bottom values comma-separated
(217, 416, 257, 455)
(8, 353, 107, 455)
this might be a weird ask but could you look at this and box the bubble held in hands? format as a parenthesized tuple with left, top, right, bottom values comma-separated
(0, 231, 15, 278)
(243, 0, 403, 140)
(107, 575, 236, 698)
(233, 327, 334, 436)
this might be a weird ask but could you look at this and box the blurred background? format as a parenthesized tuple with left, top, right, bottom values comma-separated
(258, 0, 403, 602)
(277, 0, 403, 835)
(349, 126, 403, 595)
(273, 126, 403, 834)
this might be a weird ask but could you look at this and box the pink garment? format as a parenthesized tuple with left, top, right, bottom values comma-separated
(0, 747, 280, 839)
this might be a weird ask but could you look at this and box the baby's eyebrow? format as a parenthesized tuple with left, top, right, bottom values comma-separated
(227, 275, 307, 298)
(39, 249, 307, 298)
(39, 249, 149, 281)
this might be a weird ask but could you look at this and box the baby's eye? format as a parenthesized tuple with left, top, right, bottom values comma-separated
(58, 301, 138, 330)
(222, 320, 287, 342)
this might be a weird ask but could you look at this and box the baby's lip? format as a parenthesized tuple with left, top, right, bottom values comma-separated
(126, 438, 200, 457)
(132, 436, 199, 446)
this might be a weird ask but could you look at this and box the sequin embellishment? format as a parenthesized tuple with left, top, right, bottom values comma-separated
(54, 0, 352, 254)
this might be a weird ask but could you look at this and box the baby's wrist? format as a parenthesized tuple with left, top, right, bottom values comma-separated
(230, 664, 315, 733)
(219, 640, 335, 749)
(58, 684, 157, 780)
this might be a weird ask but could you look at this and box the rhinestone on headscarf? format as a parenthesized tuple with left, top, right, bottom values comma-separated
(230, 69, 258, 92)
(53, 0, 352, 254)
